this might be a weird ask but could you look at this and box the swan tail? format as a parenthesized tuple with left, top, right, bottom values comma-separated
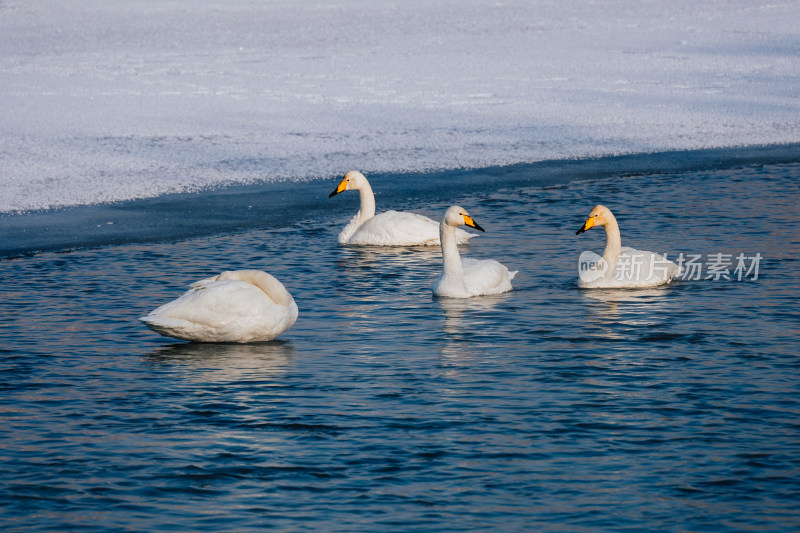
(139, 315, 197, 340)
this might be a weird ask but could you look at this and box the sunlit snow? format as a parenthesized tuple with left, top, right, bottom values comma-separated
(1, 0, 798, 212)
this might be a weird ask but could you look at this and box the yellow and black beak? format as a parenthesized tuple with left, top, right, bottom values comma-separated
(463, 214, 485, 232)
(328, 178, 348, 198)
(576, 216, 595, 235)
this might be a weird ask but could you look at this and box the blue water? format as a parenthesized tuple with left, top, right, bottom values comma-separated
(1, 151, 799, 531)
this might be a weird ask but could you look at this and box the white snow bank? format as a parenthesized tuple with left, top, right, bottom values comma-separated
(1, 0, 798, 211)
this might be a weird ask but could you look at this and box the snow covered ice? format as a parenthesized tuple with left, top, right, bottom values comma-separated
(1, 0, 798, 212)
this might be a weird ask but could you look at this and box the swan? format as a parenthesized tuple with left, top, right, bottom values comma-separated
(433, 206, 517, 298)
(575, 205, 681, 289)
(329, 170, 475, 246)
(140, 270, 298, 343)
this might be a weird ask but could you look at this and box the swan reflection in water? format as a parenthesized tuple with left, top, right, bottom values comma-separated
(581, 287, 676, 340)
(436, 293, 511, 361)
(144, 340, 297, 383)
(436, 294, 510, 334)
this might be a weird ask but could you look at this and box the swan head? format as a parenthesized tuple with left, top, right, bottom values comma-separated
(329, 170, 367, 197)
(576, 204, 613, 235)
(444, 205, 485, 232)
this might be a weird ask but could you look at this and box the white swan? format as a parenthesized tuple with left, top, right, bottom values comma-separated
(140, 270, 298, 343)
(329, 170, 474, 246)
(433, 206, 517, 298)
(575, 205, 681, 289)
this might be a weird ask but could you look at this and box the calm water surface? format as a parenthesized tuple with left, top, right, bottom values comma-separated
(1, 159, 799, 531)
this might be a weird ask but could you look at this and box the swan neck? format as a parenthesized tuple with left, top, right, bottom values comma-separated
(338, 181, 376, 242)
(602, 214, 622, 274)
(357, 181, 376, 221)
(218, 270, 294, 307)
(440, 222, 463, 276)
(256, 274, 293, 307)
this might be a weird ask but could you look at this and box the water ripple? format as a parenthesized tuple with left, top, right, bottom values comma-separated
(1, 162, 799, 531)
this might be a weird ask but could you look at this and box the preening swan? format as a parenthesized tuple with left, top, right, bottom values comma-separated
(575, 205, 680, 289)
(140, 270, 298, 343)
(329, 170, 474, 246)
(433, 206, 517, 298)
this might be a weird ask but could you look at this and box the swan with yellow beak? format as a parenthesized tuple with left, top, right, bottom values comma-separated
(433, 206, 517, 298)
(576, 205, 681, 288)
(329, 171, 475, 246)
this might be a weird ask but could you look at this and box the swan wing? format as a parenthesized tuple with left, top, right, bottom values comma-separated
(461, 257, 515, 296)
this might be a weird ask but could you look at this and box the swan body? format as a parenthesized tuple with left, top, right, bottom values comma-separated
(576, 205, 680, 289)
(140, 270, 298, 343)
(329, 171, 474, 246)
(433, 206, 517, 298)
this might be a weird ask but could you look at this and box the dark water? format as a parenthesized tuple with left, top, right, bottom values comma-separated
(1, 153, 799, 531)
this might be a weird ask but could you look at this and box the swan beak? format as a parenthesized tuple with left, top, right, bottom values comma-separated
(328, 178, 348, 198)
(576, 217, 595, 235)
(463, 215, 485, 232)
